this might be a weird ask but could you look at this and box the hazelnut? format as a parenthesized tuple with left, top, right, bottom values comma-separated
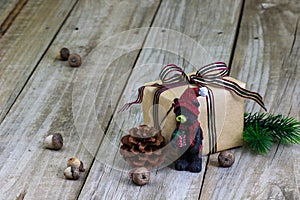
(44, 133, 63, 150)
(218, 151, 235, 167)
(68, 53, 81, 67)
(64, 166, 80, 180)
(130, 167, 150, 186)
(57, 47, 70, 61)
(67, 157, 85, 172)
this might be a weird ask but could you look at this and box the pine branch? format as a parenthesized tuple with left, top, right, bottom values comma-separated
(244, 113, 300, 154)
(243, 123, 273, 154)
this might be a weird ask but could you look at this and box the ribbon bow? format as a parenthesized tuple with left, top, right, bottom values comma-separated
(159, 62, 266, 110)
(119, 62, 266, 154)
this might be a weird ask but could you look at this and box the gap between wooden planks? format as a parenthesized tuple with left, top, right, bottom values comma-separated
(0, 0, 79, 123)
(200, 0, 300, 199)
(0, 0, 28, 37)
(0, 0, 160, 199)
(1, 0, 297, 199)
(78, 0, 243, 199)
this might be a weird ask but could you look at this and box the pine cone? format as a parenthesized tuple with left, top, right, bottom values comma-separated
(120, 125, 167, 169)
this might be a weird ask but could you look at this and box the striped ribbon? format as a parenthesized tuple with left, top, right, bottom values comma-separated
(160, 62, 266, 110)
(119, 62, 267, 154)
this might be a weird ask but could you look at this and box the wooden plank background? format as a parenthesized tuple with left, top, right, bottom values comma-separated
(0, 0, 299, 199)
(0, 0, 27, 35)
(0, 0, 78, 122)
(0, 0, 160, 199)
(201, 0, 300, 199)
(78, 0, 243, 199)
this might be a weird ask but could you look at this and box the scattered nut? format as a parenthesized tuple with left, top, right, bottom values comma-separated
(57, 47, 70, 61)
(130, 167, 150, 186)
(64, 166, 80, 180)
(68, 53, 81, 67)
(218, 151, 235, 167)
(44, 133, 63, 150)
(67, 157, 85, 172)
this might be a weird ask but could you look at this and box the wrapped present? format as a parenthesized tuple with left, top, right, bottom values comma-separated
(142, 76, 245, 155)
(120, 62, 266, 156)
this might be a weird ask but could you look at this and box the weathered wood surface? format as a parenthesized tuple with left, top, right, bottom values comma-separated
(0, 0, 299, 200)
(78, 0, 244, 199)
(0, 0, 160, 199)
(0, 0, 23, 33)
(200, 0, 300, 199)
(0, 0, 78, 122)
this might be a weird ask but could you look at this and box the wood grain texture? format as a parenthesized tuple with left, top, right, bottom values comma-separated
(1, 0, 298, 199)
(0, 0, 28, 37)
(231, 0, 300, 117)
(200, 0, 300, 199)
(200, 145, 300, 200)
(0, 0, 20, 26)
(0, 0, 159, 199)
(0, 0, 78, 123)
(78, 0, 243, 199)
(0, 0, 21, 28)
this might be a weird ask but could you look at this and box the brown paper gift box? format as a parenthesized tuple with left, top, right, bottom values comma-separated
(142, 76, 246, 155)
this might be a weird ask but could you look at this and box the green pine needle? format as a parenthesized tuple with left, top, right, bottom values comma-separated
(243, 123, 273, 154)
(243, 112, 300, 154)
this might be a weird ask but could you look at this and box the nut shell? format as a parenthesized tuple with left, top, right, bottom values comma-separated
(57, 47, 70, 61)
(67, 157, 85, 172)
(218, 151, 235, 167)
(68, 53, 81, 67)
(64, 166, 80, 180)
(130, 167, 150, 186)
(44, 133, 63, 150)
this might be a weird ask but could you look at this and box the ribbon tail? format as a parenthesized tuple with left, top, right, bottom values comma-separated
(118, 86, 146, 112)
(206, 88, 217, 154)
(118, 83, 165, 113)
(153, 86, 170, 130)
(217, 79, 267, 111)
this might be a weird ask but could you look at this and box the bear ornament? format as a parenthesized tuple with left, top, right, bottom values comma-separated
(171, 87, 204, 173)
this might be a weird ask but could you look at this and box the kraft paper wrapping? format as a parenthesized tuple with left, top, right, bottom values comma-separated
(142, 76, 245, 155)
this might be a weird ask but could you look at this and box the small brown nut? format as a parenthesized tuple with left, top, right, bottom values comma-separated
(218, 151, 235, 167)
(68, 53, 81, 67)
(64, 166, 80, 180)
(67, 157, 85, 172)
(130, 167, 150, 186)
(44, 133, 63, 150)
(57, 47, 70, 61)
